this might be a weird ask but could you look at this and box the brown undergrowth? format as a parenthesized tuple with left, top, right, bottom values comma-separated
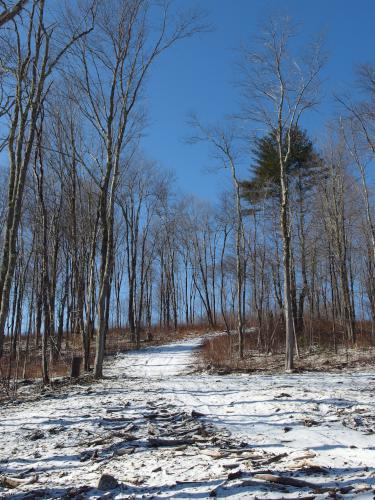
(198, 321, 375, 374)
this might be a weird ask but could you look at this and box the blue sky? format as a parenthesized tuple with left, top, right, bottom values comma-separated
(141, 0, 375, 201)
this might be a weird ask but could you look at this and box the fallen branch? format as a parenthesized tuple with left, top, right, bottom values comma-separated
(148, 437, 195, 447)
(0, 475, 38, 489)
(222, 462, 241, 470)
(253, 473, 319, 489)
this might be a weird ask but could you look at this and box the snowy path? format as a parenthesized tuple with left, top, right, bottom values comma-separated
(113, 338, 375, 480)
(109, 338, 200, 378)
(0, 336, 375, 499)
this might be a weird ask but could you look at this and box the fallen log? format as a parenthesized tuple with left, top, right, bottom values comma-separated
(148, 437, 195, 447)
(0, 475, 38, 489)
(253, 473, 319, 489)
(222, 463, 241, 470)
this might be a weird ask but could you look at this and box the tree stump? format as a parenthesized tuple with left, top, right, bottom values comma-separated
(71, 356, 82, 378)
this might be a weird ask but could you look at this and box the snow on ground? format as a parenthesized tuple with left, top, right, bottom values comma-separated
(0, 336, 374, 499)
(115, 338, 375, 462)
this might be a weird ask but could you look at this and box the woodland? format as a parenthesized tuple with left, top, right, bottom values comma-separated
(0, 0, 374, 389)
(0, 2, 375, 499)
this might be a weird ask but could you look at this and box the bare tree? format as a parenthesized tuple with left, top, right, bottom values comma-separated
(189, 121, 245, 356)
(239, 16, 325, 370)
(0, 0, 94, 356)
(0, 0, 28, 28)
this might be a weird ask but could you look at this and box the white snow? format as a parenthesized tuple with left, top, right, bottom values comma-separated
(0, 336, 374, 499)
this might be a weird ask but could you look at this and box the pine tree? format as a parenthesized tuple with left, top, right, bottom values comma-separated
(241, 127, 322, 204)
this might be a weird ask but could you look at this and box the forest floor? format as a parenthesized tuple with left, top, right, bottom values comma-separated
(0, 335, 374, 499)
(198, 334, 375, 374)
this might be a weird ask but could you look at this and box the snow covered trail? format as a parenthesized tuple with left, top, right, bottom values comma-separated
(0, 336, 374, 499)
(115, 338, 375, 476)
(109, 337, 201, 378)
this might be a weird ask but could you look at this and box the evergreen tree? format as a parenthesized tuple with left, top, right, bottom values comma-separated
(241, 127, 322, 204)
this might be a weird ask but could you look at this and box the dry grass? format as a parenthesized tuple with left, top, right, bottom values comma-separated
(199, 320, 375, 374)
